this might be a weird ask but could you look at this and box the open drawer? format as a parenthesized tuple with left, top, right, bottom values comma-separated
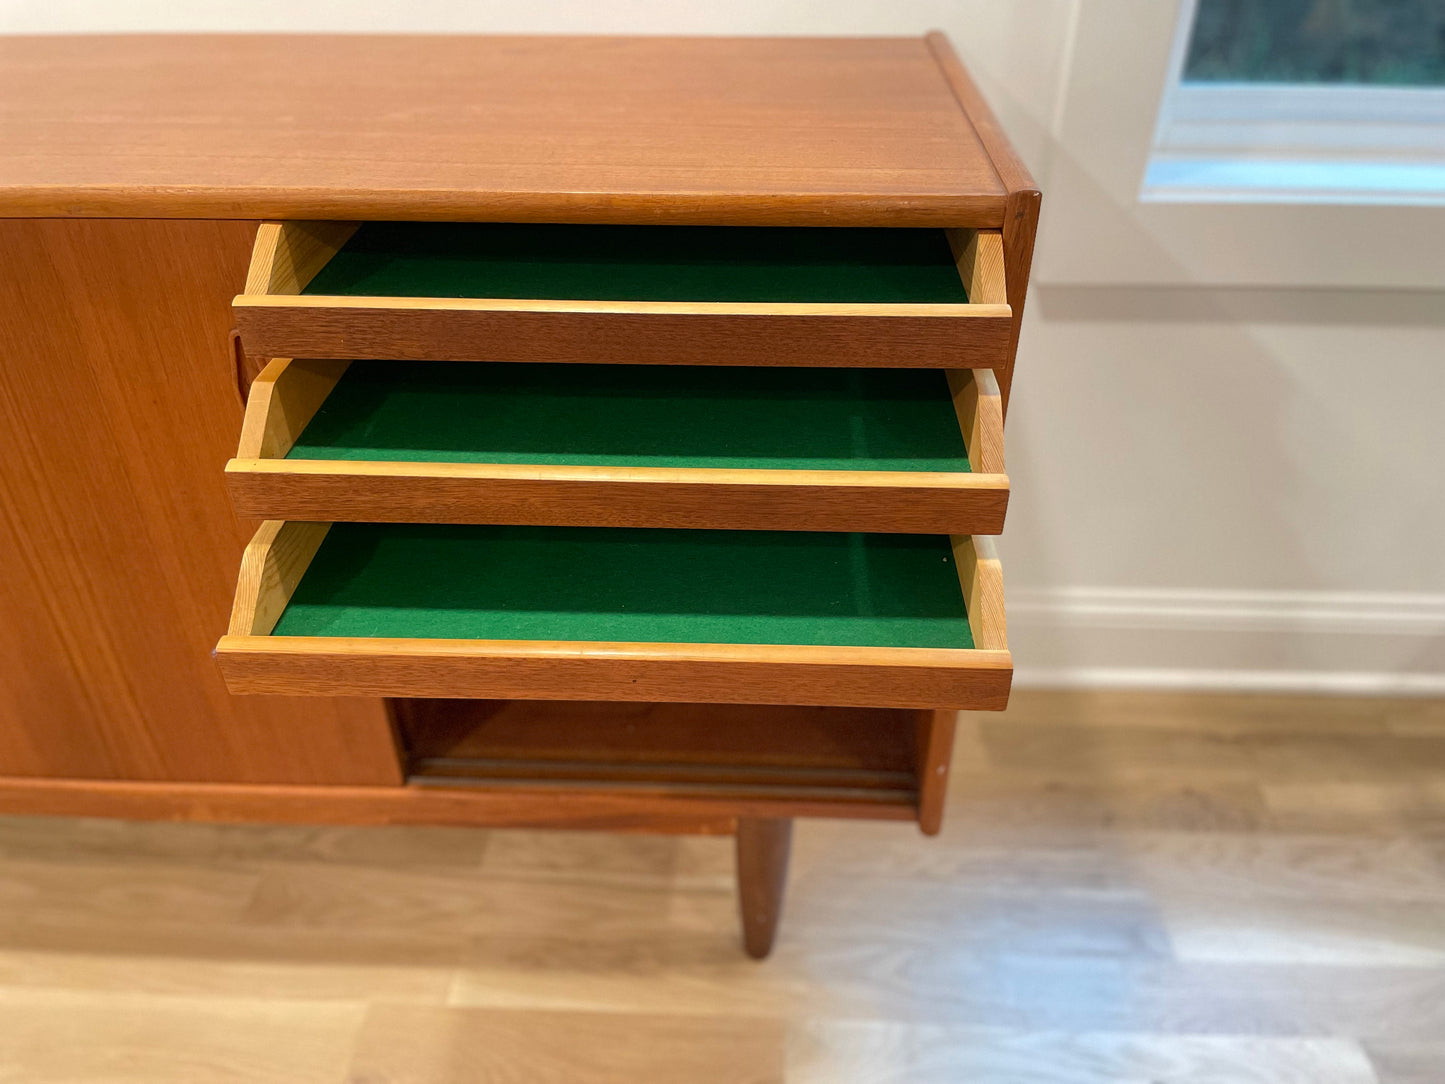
(215, 523, 1011, 709)
(225, 360, 1008, 534)
(231, 222, 1012, 368)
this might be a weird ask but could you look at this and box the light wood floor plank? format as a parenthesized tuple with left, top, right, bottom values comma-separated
(1160, 893, 1445, 967)
(790, 1021, 1378, 1084)
(1121, 831, 1445, 903)
(345, 1004, 785, 1084)
(242, 862, 688, 940)
(0, 989, 363, 1084)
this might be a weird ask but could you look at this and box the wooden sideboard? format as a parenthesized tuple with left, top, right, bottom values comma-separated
(0, 33, 1038, 955)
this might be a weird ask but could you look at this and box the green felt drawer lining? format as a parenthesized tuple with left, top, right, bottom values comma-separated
(285, 362, 972, 472)
(271, 524, 974, 650)
(301, 223, 970, 304)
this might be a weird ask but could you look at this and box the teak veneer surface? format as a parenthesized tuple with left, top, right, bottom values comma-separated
(0, 34, 1008, 224)
(0, 219, 400, 784)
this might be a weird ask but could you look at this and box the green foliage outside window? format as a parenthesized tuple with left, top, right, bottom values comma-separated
(1185, 0, 1445, 85)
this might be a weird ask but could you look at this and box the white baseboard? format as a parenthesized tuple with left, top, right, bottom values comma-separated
(1006, 587, 1445, 696)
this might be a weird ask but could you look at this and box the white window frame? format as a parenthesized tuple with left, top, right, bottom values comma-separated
(1144, 0, 1445, 205)
(1035, 0, 1445, 290)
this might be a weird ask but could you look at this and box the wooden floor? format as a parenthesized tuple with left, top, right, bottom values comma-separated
(0, 690, 1442, 1083)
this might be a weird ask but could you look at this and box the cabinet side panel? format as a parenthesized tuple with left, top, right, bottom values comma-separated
(926, 31, 1041, 415)
(0, 218, 401, 784)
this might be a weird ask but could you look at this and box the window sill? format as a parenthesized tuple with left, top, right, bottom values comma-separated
(1143, 155, 1445, 206)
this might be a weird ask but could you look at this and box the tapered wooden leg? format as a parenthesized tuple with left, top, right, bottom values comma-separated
(735, 817, 792, 959)
(915, 708, 958, 836)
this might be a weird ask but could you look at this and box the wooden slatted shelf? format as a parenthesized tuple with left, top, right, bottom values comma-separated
(395, 699, 958, 829)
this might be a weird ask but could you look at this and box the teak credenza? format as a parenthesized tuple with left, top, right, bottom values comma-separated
(0, 33, 1038, 957)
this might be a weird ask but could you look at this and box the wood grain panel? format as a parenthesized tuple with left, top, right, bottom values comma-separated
(216, 637, 1015, 711)
(232, 297, 1013, 369)
(225, 460, 1009, 534)
(947, 226, 1008, 305)
(244, 221, 357, 295)
(949, 367, 1006, 477)
(0, 218, 400, 784)
(0, 35, 1007, 226)
(954, 535, 1008, 651)
(226, 520, 332, 637)
(234, 358, 351, 461)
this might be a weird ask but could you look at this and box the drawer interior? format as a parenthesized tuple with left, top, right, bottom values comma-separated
(270, 524, 974, 649)
(301, 223, 972, 304)
(285, 361, 975, 473)
(395, 698, 925, 806)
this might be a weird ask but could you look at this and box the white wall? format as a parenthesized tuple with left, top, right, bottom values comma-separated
(8, 0, 1443, 693)
(1000, 0, 1445, 693)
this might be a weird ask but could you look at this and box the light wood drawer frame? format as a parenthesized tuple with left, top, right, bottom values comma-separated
(224, 358, 1008, 533)
(231, 221, 1013, 368)
(214, 524, 1011, 709)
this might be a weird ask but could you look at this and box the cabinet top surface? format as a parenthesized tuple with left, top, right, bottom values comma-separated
(0, 33, 1019, 226)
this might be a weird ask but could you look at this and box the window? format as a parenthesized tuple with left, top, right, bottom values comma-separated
(1185, 0, 1445, 86)
(1146, 0, 1445, 203)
